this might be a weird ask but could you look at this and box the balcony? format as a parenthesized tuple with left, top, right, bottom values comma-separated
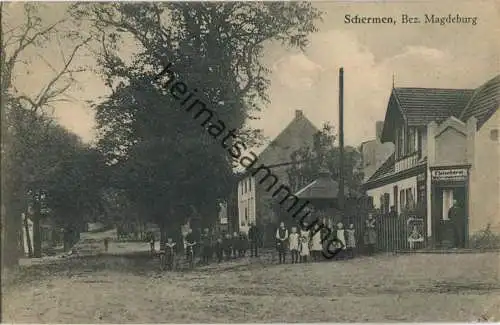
(395, 152, 420, 173)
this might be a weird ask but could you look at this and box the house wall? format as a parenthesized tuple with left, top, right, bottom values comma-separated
(366, 176, 418, 214)
(469, 109, 500, 234)
(434, 126, 467, 166)
(237, 176, 256, 233)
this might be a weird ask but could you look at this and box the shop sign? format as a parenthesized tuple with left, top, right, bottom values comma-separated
(431, 168, 468, 182)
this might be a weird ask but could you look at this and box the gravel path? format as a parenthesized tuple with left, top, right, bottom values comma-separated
(2, 252, 499, 323)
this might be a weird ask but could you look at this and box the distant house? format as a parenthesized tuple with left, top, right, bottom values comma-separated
(237, 110, 319, 235)
(360, 121, 394, 182)
(364, 75, 500, 247)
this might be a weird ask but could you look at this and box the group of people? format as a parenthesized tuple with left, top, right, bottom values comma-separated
(274, 221, 358, 264)
(158, 223, 263, 270)
(156, 214, 379, 270)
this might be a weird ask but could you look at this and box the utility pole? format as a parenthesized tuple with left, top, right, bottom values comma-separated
(338, 67, 345, 214)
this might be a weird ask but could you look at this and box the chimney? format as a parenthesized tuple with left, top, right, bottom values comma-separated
(376, 121, 384, 141)
(295, 110, 303, 119)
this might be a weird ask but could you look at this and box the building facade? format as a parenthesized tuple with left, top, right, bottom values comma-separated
(237, 110, 319, 235)
(364, 75, 500, 247)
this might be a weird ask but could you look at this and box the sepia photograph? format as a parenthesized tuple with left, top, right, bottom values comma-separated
(1, 0, 499, 323)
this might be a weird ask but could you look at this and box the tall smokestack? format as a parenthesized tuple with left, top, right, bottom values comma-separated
(339, 67, 345, 212)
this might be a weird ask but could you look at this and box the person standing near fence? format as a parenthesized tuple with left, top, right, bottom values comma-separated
(275, 222, 289, 264)
(364, 214, 377, 255)
(345, 223, 356, 258)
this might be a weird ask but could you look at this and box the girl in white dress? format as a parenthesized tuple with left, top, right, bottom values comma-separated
(336, 222, 347, 260)
(299, 234, 310, 263)
(288, 227, 300, 264)
(310, 223, 323, 262)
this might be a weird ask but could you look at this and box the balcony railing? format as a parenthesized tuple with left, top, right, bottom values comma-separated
(395, 153, 419, 173)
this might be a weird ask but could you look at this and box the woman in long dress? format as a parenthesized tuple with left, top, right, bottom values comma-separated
(364, 214, 377, 255)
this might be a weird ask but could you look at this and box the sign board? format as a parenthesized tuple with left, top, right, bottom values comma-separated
(431, 168, 468, 182)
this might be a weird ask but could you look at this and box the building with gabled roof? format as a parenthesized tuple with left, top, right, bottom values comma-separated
(363, 74, 500, 248)
(237, 110, 319, 235)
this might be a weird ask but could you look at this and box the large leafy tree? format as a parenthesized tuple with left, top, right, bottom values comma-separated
(75, 3, 323, 238)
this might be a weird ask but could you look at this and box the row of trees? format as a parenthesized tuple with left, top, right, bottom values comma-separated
(1, 3, 106, 266)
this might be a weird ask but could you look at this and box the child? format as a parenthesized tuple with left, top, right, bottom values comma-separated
(232, 232, 240, 258)
(310, 223, 323, 262)
(214, 237, 224, 263)
(149, 232, 155, 255)
(201, 228, 212, 264)
(299, 232, 310, 263)
(275, 222, 289, 264)
(345, 223, 356, 259)
(165, 237, 177, 271)
(288, 227, 300, 264)
(103, 237, 109, 252)
(223, 233, 233, 260)
(238, 231, 248, 257)
(336, 222, 347, 260)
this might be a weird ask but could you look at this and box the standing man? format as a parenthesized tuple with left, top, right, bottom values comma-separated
(448, 199, 465, 248)
(275, 222, 289, 264)
(248, 222, 260, 257)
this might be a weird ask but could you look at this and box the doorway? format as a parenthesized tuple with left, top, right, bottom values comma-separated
(432, 186, 467, 248)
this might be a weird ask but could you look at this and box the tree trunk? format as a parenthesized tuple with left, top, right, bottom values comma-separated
(23, 213, 33, 257)
(1, 200, 23, 269)
(32, 201, 42, 258)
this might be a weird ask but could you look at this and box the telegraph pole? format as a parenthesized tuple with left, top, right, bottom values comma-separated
(338, 68, 345, 213)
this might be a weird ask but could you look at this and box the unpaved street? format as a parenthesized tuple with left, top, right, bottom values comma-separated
(2, 252, 499, 323)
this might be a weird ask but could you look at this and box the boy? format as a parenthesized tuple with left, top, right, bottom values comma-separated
(238, 231, 248, 257)
(275, 222, 289, 264)
(223, 233, 233, 261)
(201, 228, 212, 265)
(165, 237, 177, 270)
(232, 232, 240, 258)
(214, 236, 224, 263)
(288, 227, 300, 264)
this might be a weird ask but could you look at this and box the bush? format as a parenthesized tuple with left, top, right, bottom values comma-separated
(470, 224, 500, 249)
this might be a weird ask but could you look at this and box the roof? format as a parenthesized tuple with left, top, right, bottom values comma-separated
(365, 153, 395, 183)
(460, 75, 500, 129)
(257, 111, 319, 166)
(294, 169, 357, 200)
(393, 87, 475, 126)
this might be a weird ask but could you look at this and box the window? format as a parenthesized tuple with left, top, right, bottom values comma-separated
(406, 188, 415, 210)
(491, 129, 499, 141)
(380, 193, 390, 214)
(399, 190, 405, 212)
(244, 179, 247, 193)
(417, 129, 423, 159)
(397, 125, 406, 158)
(408, 128, 416, 153)
(249, 178, 252, 191)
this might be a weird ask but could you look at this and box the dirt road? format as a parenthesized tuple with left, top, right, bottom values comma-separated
(2, 252, 499, 323)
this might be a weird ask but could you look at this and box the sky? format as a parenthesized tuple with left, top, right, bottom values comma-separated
(6, 0, 500, 150)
